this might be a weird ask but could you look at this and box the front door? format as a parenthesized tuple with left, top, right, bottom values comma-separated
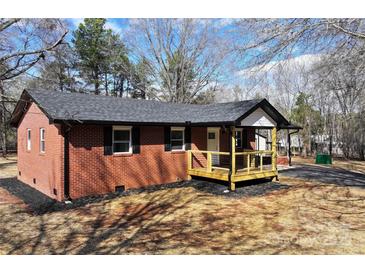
(207, 128, 220, 166)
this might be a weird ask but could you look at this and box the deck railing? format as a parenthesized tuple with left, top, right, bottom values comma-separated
(188, 150, 230, 172)
(234, 150, 275, 174)
(187, 126, 277, 190)
(188, 149, 275, 175)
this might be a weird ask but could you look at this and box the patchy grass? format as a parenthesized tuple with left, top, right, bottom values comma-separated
(1, 156, 365, 254)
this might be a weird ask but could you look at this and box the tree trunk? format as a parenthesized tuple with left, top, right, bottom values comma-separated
(307, 113, 312, 156)
(0, 80, 7, 157)
(95, 80, 100, 95)
(104, 73, 108, 96)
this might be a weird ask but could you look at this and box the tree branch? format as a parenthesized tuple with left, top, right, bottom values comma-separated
(0, 18, 20, 32)
(0, 30, 68, 63)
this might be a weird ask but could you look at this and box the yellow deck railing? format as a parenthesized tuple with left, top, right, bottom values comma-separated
(187, 126, 278, 191)
(188, 150, 275, 175)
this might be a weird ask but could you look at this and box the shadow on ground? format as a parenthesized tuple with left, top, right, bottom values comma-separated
(280, 164, 365, 188)
(0, 177, 60, 214)
(0, 176, 290, 215)
(188, 177, 290, 198)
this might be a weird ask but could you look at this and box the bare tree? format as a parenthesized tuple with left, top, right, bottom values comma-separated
(232, 19, 365, 159)
(313, 50, 365, 159)
(125, 19, 231, 103)
(233, 19, 365, 67)
(0, 18, 67, 156)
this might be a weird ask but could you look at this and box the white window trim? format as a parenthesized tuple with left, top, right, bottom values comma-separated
(26, 129, 31, 151)
(171, 126, 185, 151)
(235, 128, 243, 149)
(40, 128, 45, 153)
(112, 126, 132, 154)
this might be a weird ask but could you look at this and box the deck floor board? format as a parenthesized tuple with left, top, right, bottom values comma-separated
(188, 166, 277, 183)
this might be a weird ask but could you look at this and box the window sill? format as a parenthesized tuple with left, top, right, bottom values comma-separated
(39, 152, 46, 156)
(113, 153, 133, 157)
(171, 150, 186, 154)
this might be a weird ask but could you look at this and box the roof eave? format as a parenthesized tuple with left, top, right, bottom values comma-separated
(52, 119, 236, 127)
(234, 99, 291, 127)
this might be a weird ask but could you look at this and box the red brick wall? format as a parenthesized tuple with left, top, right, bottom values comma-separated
(17, 109, 259, 201)
(17, 103, 64, 201)
(68, 125, 191, 199)
(191, 127, 207, 168)
(277, 156, 289, 165)
(247, 129, 256, 150)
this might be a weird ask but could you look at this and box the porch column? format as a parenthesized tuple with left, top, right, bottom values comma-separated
(272, 127, 277, 171)
(230, 126, 236, 191)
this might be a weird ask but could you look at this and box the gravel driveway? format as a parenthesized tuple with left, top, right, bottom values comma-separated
(280, 164, 365, 188)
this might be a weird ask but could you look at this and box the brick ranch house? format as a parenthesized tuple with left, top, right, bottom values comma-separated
(10, 89, 299, 202)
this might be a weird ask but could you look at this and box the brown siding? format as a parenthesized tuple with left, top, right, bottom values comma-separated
(17, 103, 64, 201)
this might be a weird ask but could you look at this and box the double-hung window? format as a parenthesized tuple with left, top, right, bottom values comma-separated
(40, 128, 45, 153)
(26, 129, 31, 151)
(113, 126, 132, 154)
(235, 128, 243, 148)
(171, 127, 185, 151)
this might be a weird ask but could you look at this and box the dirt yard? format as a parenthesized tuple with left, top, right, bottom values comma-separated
(1, 156, 365, 254)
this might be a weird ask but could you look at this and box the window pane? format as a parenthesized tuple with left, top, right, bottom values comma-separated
(235, 131, 242, 147)
(113, 143, 130, 153)
(171, 130, 183, 140)
(208, 132, 215, 139)
(114, 130, 130, 141)
(27, 130, 31, 150)
(171, 140, 183, 150)
(41, 141, 45, 152)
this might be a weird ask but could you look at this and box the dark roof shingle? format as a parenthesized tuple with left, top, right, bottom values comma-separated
(11, 89, 291, 127)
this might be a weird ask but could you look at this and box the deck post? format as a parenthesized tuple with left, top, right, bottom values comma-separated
(207, 152, 212, 172)
(260, 153, 263, 172)
(229, 126, 236, 191)
(187, 150, 192, 180)
(247, 154, 250, 174)
(272, 127, 277, 172)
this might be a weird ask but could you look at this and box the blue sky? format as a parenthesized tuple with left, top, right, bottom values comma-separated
(67, 18, 130, 34)
(64, 18, 318, 90)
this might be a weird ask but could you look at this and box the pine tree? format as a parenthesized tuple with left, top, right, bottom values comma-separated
(72, 18, 110, 94)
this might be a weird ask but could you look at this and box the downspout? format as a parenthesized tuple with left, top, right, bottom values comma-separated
(288, 129, 299, 166)
(63, 124, 72, 201)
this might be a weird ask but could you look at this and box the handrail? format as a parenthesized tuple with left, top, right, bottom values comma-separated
(189, 150, 230, 155)
(234, 150, 273, 156)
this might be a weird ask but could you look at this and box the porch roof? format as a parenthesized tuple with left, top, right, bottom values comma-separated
(10, 89, 294, 128)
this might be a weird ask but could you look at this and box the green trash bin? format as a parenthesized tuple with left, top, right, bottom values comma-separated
(315, 154, 332, 164)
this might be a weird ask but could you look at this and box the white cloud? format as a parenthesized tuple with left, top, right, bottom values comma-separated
(68, 18, 123, 34)
(69, 18, 83, 28)
(237, 54, 323, 77)
(216, 18, 241, 27)
(105, 21, 123, 33)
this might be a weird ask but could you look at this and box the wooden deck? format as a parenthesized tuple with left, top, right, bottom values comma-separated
(188, 167, 278, 183)
(187, 126, 278, 191)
